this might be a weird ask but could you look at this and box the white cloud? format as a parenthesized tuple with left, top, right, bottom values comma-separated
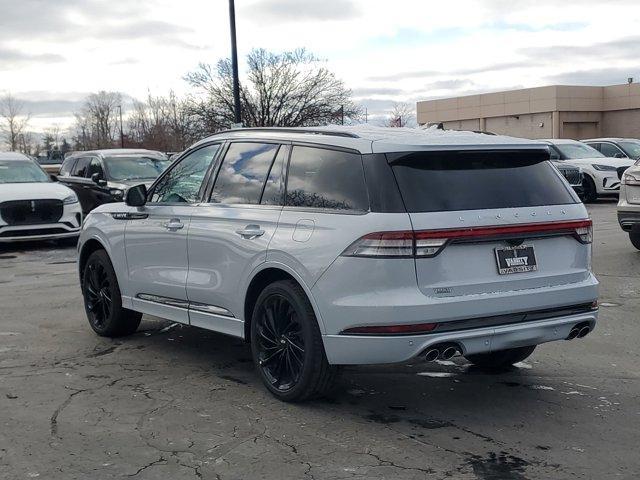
(2, 0, 640, 131)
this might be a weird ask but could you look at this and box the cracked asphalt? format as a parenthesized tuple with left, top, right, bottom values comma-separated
(1, 201, 639, 479)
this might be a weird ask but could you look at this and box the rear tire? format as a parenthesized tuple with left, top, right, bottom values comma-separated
(250, 279, 339, 402)
(465, 345, 536, 369)
(82, 250, 141, 337)
(582, 176, 597, 203)
(630, 228, 640, 250)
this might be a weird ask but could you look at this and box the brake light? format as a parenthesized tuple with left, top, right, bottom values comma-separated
(341, 220, 593, 258)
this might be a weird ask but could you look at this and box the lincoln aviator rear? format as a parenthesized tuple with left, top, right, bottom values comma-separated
(77, 126, 599, 402)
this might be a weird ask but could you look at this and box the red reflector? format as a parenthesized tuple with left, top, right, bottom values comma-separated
(414, 220, 592, 240)
(342, 322, 438, 335)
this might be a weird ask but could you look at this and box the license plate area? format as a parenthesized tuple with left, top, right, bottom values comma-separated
(494, 245, 537, 275)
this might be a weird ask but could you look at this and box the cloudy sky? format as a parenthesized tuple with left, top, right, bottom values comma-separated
(2, 0, 640, 132)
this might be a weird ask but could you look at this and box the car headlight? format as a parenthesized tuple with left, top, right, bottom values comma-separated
(591, 164, 617, 172)
(623, 172, 640, 186)
(109, 188, 124, 200)
(63, 193, 79, 205)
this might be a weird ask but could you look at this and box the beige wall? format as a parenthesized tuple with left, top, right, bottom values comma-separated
(484, 112, 553, 139)
(416, 83, 640, 139)
(602, 109, 640, 138)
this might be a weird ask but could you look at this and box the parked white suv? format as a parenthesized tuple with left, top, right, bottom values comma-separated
(77, 127, 599, 401)
(0, 152, 82, 243)
(542, 139, 635, 202)
(617, 162, 640, 249)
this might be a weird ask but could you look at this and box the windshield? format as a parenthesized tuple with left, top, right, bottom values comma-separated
(619, 142, 640, 160)
(0, 160, 50, 184)
(103, 156, 171, 181)
(554, 142, 604, 159)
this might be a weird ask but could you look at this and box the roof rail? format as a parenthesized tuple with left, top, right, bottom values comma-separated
(212, 127, 361, 138)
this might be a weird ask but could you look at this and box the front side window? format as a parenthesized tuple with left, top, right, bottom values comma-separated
(151, 144, 220, 203)
(210, 142, 279, 205)
(0, 160, 50, 184)
(87, 158, 103, 178)
(285, 146, 369, 212)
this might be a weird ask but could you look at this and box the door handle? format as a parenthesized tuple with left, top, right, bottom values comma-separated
(163, 219, 184, 231)
(235, 225, 265, 239)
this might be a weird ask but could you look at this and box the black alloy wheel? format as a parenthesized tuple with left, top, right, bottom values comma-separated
(82, 249, 141, 337)
(85, 260, 113, 329)
(251, 280, 339, 402)
(255, 294, 305, 391)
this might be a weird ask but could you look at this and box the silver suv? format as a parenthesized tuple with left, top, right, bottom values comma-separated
(77, 126, 599, 402)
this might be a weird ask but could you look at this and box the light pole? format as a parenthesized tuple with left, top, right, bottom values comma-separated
(229, 0, 241, 126)
(116, 105, 124, 148)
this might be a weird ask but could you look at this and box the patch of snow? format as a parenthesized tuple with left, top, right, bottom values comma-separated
(435, 359, 457, 367)
(160, 322, 179, 333)
(417, 372, 456, 378)
(513, 361, 532, 369)
(531, 385, 554, 391)
(563, 391, 585, 396)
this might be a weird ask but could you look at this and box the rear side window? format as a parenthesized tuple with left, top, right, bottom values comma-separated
(285, 146, 369, 212)
(390, 150, 577, 213)
(210, 142, 279, 205)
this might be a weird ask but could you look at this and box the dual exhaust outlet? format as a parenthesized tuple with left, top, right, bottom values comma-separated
(424, 343, 460, 362)
(566, 322, 591, 341)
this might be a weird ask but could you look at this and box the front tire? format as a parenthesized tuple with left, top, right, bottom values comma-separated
(630, 228, 640, 250)
(82, 250, 141, 337)
(582, 176, 598, 203)
(465, 345, 536, 369)
(250, 280, 338, 402)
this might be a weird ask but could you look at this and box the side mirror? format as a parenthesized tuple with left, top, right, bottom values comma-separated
(91, 172, 107, 186)
(614, 153, 626, 159)
(125, 184, 147, 207)
(49, 174, 58, 182)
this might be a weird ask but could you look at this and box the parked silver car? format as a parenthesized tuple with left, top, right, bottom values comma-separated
(77, 126, 599, 401)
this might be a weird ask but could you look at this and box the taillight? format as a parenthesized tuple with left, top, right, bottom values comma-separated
(341, 231, 414, 257)
(342, 219, 593, 258)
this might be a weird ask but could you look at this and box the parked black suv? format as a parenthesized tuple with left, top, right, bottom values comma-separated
(57, 149, 170, 214)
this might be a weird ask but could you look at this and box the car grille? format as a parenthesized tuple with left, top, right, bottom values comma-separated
(558, 168, 582, 186)
(617, 166, 628, 180)
(0, 199, 63, 226)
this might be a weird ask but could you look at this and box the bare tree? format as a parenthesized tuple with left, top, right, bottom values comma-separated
(0, 93, 31, 151)
(127, 90, 199, 152)
(385, 102, 416, 128)
(72, 91, 122, 149)
(185, 48, 361, 130)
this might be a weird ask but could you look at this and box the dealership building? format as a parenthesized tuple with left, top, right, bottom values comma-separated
(416, 83, 640, 139)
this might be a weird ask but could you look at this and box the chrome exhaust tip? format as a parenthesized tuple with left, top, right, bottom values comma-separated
(424, 349, 440, 362)
(440, 346, 459, 360)
(577, 326, 591, 338)
(566, 327, 580, 340)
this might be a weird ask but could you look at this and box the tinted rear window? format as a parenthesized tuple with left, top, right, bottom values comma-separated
(285, 146, 368, 212)
(390, 150, 577, 213)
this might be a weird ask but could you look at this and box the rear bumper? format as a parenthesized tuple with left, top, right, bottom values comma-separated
(618, 210, 640, 232)
(323, 310, 597, 365)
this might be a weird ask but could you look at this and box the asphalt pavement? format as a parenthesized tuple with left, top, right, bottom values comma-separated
(0, 200, 638, 479)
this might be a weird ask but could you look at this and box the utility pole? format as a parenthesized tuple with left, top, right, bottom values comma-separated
(229, 0, 242, 126)
(81, 125, 87, 150)
(116, 105, 124, 148)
